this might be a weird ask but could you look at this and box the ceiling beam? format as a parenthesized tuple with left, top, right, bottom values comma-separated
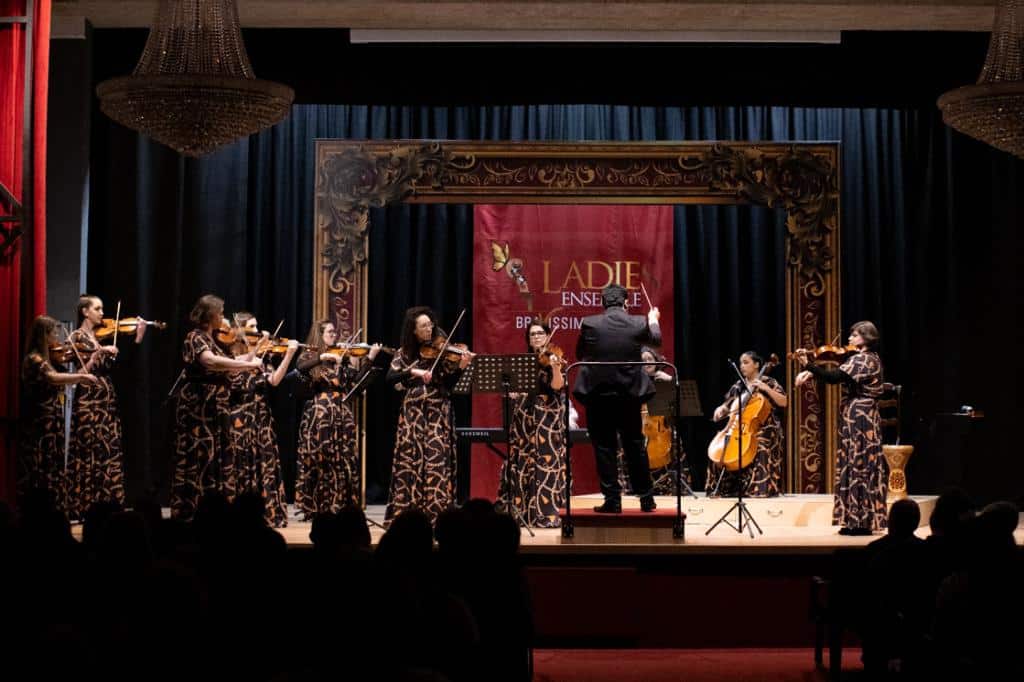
(54, 1, 996, 32)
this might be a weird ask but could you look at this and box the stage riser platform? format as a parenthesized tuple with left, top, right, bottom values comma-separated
(568, 494, 936, 528)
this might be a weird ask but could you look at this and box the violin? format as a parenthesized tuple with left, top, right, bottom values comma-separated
(48, 341, 94, 365)
(787, 344, 858, 365)
(419, 336, 472, 364)
(94, 316, 166, 341)
(325, 342, 396, 358)
(215, 321, 261, 348)
(707, 353, 780, 471)
(537, 343, 564, 368)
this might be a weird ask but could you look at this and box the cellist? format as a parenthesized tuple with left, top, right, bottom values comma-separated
(707, 351, 787, 497)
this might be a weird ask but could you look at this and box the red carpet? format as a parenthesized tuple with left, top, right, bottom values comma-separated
(533, 648, 861, 682)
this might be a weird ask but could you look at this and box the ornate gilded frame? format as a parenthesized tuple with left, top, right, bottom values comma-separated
(314, 140, 841, 494)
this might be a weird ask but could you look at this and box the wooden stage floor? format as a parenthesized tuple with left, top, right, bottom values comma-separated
(271, 493, 950, 555)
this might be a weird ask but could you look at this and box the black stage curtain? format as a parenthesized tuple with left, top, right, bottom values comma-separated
(88, 105, 1023, 504)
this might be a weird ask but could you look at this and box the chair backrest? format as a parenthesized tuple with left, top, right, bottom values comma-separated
(878, 382, 902, 444)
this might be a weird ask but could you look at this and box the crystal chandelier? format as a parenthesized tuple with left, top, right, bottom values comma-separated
(96, 0, 294, 157)
(938, 0, 1024, 158)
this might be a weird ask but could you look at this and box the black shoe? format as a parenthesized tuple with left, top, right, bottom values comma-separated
(639, 495, 657, 512)
(837, 527, 854, 536)
(850, 527, 873, 536)
(593, 499, 622, 514)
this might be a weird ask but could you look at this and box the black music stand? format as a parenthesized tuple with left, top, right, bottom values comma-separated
(705, 363, 763, 538)
(459, 353, 538, 535)
(648, 379, 701, 496)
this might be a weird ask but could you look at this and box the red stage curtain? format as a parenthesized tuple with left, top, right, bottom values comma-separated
(0, 0, 49, 504)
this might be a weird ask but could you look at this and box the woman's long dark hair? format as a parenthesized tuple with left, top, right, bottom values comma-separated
(305, 319, 334, 353)
(400, 306, 439, 360)
(23, 315, 60, 372)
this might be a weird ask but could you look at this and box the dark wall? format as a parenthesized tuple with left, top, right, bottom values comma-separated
(46, 31, 92, 320)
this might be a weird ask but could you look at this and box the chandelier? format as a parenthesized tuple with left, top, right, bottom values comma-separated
(938, 0, 1024, 158)
(96, 0, 294, 157)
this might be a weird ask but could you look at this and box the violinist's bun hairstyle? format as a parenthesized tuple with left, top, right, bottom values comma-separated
(76, 294, 100, 323)
(189, 294, 224, 328)
(233, 311, 254, 326)
(850, 320, 880, 349)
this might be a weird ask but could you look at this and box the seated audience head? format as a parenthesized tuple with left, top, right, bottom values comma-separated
(930, 487, 975, 538)
(887, 498, 921, 539)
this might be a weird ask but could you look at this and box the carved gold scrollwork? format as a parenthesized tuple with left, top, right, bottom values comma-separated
(317, 143, 449, 281)
(704, 145, 838, 282)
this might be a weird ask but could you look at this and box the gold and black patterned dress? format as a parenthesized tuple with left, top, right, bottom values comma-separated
(294, 354, 365, 518)
(385, 352, 463, 524)
(171, 330, 234, 520)
(810, 351, 888, 530)
(498, 363, 567, 528)
(65, 331, 126, 520)
(17, 355, 68, 511)
(705, 376, 786, 497)
(224, 366, 288, 527)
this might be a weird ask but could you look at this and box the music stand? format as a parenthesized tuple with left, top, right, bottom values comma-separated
(459, 354, 538, 535)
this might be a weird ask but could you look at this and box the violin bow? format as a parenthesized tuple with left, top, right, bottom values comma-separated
(428, 308, 467, 376)
(257, 319, 285, 360)
(336, 327, 361, 365)
(61, 325, 91, 373)
(112, 300, 122, 346)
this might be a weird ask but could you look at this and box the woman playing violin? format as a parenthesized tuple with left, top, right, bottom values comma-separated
(62, 295, 148, 519)
(294, 319, 380, 519)
(221, 311, 298, 527)
(498, 318, 567, 528)
(17, 315, 100, 512)
(171, 295, 263, 521)
(708, 351, 787, 498)
(795, 321, 887, 535)
(385, 306, 473, 525)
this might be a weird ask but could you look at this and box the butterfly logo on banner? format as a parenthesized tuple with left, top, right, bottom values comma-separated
(490, 241, 533, 310)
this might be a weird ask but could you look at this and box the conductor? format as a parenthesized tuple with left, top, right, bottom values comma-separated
(573, 283, 662, 513)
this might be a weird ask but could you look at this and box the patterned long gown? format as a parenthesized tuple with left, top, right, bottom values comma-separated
(385, 352, 463, 524)
(171, 330, 234, 520)
(498, 364, 567, 528)
(705, 376, 786, 497)
(224, 366, 288, 527)
(17, 355, 68, 511)
(294, 355, 362, 518)
(65, 331, 126, 520)
(831, 351, 888, 530)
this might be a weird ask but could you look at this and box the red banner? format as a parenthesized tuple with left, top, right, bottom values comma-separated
(471, 204, 674, 498)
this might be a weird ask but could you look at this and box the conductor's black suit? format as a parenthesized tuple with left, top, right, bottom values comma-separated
(573, 302, 661, 509)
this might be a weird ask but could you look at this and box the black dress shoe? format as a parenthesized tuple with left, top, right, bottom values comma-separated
(593, 500, 622, 513)
(639, 495, 657, 512)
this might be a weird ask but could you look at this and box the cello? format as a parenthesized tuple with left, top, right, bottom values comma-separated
(707, 353, 780, 471)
